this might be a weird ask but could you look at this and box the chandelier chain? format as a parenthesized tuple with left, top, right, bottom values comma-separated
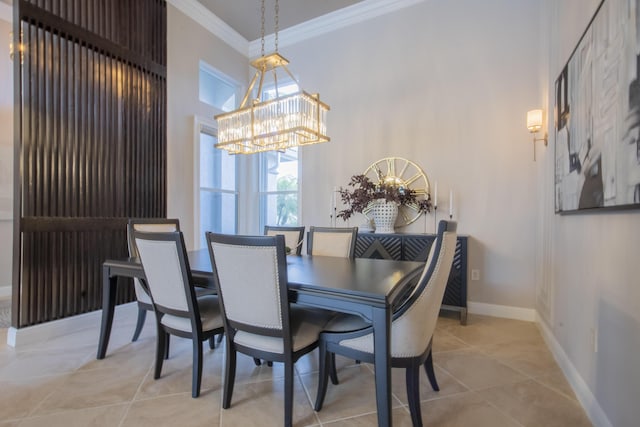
(260, 0, 265, 57)
(275, 0, 279, 52)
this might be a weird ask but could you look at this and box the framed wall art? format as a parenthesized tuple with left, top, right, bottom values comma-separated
(555, 0, 640, 213)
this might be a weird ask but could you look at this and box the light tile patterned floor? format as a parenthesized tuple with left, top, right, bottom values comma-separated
(0, 308, 593, 426)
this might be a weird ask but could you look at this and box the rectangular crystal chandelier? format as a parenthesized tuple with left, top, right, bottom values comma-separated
(215, 53, 330, 154)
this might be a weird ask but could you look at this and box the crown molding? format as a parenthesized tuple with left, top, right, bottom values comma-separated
(0, 2, 12, 23)
(167, 0, 249, 57)
(248, 0, 425, 57)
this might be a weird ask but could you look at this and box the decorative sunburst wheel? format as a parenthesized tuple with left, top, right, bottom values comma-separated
(362, 157, 430, 227)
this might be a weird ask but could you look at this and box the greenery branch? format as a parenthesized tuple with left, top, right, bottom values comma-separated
(336, 174, 432, 221)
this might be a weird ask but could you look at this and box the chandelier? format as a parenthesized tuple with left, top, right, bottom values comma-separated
(214, 0, 330, 154)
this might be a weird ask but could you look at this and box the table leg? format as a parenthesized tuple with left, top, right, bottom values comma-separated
(372, 305, 392, 427)
(97, 266, 117, 359)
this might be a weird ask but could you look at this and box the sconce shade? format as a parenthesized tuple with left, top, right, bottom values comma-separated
(527, 109, 543, 132)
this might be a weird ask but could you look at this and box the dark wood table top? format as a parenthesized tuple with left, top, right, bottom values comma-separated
(185, 248, 424, 305)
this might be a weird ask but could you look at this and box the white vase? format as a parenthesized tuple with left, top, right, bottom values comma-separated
(370, 199, 398, 234)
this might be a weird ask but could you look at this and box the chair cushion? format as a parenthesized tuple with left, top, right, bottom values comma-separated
(323, 313, 370, 332)
(161, 295, 223, 333)
(136, 282, 213, 306)
(194, 287, 216, 297)
(233, 305, 333, 354)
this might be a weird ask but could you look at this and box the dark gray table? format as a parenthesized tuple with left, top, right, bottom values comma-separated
(98, 250, 424, 427)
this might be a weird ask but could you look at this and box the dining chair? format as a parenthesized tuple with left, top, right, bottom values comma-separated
(206, 232, 333, 427)
(258, 225, 307, 366)
(264, 225, 305, 255)
(307, 226, 358, 258)
(133, 230, 224, 398)
(127, 219, 217, 354)
(314, 220, 458, 427)
(127, 218, 179, 343)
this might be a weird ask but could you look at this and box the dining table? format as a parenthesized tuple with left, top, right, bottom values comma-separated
(97, 249, 424, 427)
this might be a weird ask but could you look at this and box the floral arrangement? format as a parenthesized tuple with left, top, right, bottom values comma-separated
(337, 174, 432, 220)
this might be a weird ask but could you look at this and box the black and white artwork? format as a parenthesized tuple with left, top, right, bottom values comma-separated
(555, 0, 640, 213)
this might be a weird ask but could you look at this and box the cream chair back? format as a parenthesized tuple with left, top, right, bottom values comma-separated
(134, 232, 191, 312)
(208, 235, 287, 331)
(307, 227, 358, 258)
(127, 219, 180, 303)
(264, 226, 305, 255)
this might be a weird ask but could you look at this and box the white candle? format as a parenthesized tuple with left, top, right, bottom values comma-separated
(449, 189, 453, 217)
(433, 182, 438, 208)
(330, 189, 336, 218)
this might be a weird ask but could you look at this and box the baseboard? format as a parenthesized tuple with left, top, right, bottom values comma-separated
(467, 301, 536, 322)
(536, 318, 613, 427)
(7, 302, 137, 348)
(0, 286, 11, 298)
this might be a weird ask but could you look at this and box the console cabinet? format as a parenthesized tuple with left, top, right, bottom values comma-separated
(355, 233, 468, 324)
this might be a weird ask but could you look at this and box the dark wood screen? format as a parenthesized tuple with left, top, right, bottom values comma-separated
(12, 0, 167, 327)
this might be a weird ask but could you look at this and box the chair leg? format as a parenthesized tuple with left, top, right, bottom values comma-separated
(314, 342, 330, 411)
(253, 357, 262, 366)
(423, 350, 439, 391)
(208, 335, 215, 349)
(223, 343, 237, 409)
(132, 307, 146, 342)
(284, 361, 294, 427)
(406, 365, 423, 427)
(164, 333, 171, 360)
(217, 333, 223, 344)
(192, 338, 203, 398)
(329, 352, 339, 385)
(154, 324, 166, 380)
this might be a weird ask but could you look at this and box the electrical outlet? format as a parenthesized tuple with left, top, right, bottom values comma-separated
(471, 269, 480, 281)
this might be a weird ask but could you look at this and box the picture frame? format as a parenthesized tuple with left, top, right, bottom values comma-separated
(554, 0, 640, 213)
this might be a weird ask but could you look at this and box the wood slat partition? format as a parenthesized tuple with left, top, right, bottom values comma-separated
(12, 0, 167, 327)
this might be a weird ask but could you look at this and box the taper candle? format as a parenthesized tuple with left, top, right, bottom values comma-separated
(449, 189, 453, 217)
(434, 182, 438, 208)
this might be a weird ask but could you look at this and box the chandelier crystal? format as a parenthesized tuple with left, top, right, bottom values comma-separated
(214, 1, 330, 154)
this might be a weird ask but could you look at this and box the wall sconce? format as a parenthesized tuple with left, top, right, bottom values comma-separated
(526, 109, 548, 161)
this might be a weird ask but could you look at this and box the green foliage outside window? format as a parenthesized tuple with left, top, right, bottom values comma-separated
(276, 175, 298, 225)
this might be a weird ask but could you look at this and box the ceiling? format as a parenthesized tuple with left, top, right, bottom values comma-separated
(196, 0, 364, 41)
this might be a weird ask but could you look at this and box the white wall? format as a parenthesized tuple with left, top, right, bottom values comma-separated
(540, 1, 640, 426)
(279, 0, 541, 310)
(167, 4, 249, 249)
(0, 16, 14, 294)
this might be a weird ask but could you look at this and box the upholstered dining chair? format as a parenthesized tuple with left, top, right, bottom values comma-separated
(206, 232, 333, 427)
(127, 218, 179, 342)
(127, 219, 217, 354)
(133, 230, 224, 398)
(314, 220, 458, 427)
(264, 225, 305, 255)
(307, 226, 358, 258)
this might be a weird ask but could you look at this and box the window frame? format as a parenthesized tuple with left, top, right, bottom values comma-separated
(198, 60, 239, 111)
(257, 79, 302, 230)
(193, 116, 239, 248)
(258, 148, 301, 229)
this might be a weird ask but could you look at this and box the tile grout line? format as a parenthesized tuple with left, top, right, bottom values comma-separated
(117, 361, 155, 426)
(295, 364, 324, 426)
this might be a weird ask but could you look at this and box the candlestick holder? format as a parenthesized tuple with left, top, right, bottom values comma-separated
(433, 206, 438, 233)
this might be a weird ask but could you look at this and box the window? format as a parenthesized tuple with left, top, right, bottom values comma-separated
(259, 148, 299, 228)
(258, 80, 301, 228)
(199, 62, 237, 112)
(197, 129, 237, 248)
(195, 64, 240, 246)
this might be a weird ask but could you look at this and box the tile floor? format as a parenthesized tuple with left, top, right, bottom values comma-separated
(0, 308, 593, 426)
